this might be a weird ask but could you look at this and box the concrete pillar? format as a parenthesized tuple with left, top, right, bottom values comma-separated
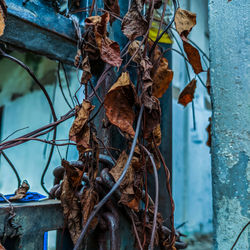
(208, 0, 250, 249)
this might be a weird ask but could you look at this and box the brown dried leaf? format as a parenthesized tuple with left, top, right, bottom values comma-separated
(69, 100, 94, 152)
(131, 145, 142, 170)
(120, 193, 139, 211)
(183, 41, 203, 74)
(61, 176, 81, 244)
(86, 12, 122, 67)
(0, 0, 6, 37)
(128, 40, 144, 64)
(174, 8, 196, 38)
(69, 100, 94, 137)
(178, 78, 197, 107)
(104, 72, 137, 136)
(61, 159, 83, 188)
(121, 0, 148, 40)
(153, 124, 161, 147)
(110, 151, 139, 211)
(9, 180, 30, 201)
(80, 56, 92, 84)
(144, 96, 161, 139)
(110, 151, 134, 190)
(80, 187, 99, 231)
(152, 58, 174, 98)
(206, 68, 211, 95)
(95, 33, 122, 68)
(104, 0, 120, 25)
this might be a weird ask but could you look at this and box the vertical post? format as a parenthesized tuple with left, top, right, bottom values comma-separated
(209, 1, 250, 249)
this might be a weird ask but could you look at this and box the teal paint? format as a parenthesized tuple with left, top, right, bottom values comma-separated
(209, 0, 250, 249)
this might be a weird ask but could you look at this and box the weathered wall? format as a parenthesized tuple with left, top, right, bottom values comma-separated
(209, 0, 250, 249)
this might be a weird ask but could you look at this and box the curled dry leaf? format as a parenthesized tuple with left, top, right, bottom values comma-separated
(80, 56, 92, 85)
(128, 40, 144, 64)
(183, 41, 203, 74)
(178, 78, 197, 107)
(104, 72, 137, 136)
(85, 12, 122, 67)
(80, 187, 99, 232)
(174, 8, 196, 39)
(152, 57, 174, 98)
(69, 100, 95, 152)
(0, 0, 6, 36)
(110, 151, 134, 191)
(153, 124, 161, 147)
(139, 56, 162, 139)
(110, 151, 139, 211)
(121, 0, 148, 40)
(104, 0, 120, 25)
(61, 175, 81, 244)
(61, 159, 83, 188)
(144, 96, 161, 139)
(9, 180, 30, 201)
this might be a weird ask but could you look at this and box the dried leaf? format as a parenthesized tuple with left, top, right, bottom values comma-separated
(62, 159, 83, 188)
(61, 176, 81, 244)
(128, 40, 144, 64)
(9, 180, 30, 201)
(174, 8, 196, 38)
(206, 117, 211, 147)
(206, 68, 211, 95)
(153, 123, 161, 147)
(86, 13, 122, 67)
(69, 101, 94, 137)
(139, 56, 162, 139)
(104, 72, 137, 136)
(178, 78, 197, 107)
(80, 187, 99, 231)
(110, 151, 139, 210)
(80, 56, 92, 84)
(183, 41, 203, 74)
(0, 0, 7, 37)
(144, 96, 161, 139)
(69, 100, 95, 151)
(152, 57, 174, 98)
(120, 193, 139, 211)
(121, 0, 148, 40)
(110, 151, 134, 190)
(104, 0, 120, 25)
(95, 33, 122, 68)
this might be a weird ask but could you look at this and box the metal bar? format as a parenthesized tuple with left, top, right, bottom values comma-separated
(0, 200, 64, 249)
(0, 0, 80, 65)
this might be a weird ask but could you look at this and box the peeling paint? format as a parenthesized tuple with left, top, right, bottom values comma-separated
(216, 197, 249, 250)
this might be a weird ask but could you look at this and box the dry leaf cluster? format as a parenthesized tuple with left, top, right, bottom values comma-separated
(46, 2, 211, 249)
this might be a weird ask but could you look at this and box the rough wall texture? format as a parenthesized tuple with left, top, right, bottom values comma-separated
(208, 0, 250, 249)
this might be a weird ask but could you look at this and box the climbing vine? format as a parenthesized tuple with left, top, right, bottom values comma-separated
(0, 0, 211, 249)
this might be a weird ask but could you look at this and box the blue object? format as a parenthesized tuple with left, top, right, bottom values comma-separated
(0, 192, 46, 202)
